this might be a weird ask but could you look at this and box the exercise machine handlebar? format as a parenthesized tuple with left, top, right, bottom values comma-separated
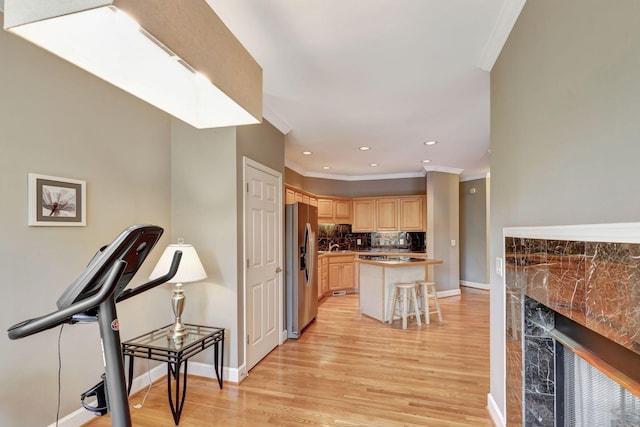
(7, 251, 181, 340)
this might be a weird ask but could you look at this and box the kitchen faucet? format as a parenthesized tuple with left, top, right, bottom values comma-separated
(329, 242, 340, 252)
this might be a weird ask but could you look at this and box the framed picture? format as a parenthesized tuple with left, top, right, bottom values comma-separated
(28, 174, 86, 226)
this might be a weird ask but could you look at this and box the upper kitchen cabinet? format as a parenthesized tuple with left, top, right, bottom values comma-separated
(352, 199, 375, 232)
(285, 185, 317, 207)
(318, 197, 352, 224)
(375, 198, 399, 231)
(398, 196, 425, 231)
(317, 198, 333, 218)
(352, 195, 426, 232)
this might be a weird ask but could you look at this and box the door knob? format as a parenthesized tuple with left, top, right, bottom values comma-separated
(275, 267, 282, 273)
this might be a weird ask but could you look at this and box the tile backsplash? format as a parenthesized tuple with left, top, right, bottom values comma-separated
(318, 224, 425, 252)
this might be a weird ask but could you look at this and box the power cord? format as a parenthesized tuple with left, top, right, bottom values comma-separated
(54, 323, 155, 421)
(131, 358, 155, 409)
(56, 324, 65, 427)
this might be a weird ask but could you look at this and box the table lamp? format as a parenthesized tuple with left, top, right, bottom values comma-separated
(149, 238, 207, 341)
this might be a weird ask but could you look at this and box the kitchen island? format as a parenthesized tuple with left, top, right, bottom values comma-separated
(355, 255, 443, 323)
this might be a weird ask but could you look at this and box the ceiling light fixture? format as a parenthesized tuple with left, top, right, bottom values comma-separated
(322, 166, 331, 170)
(421, 159, 432, 164)
(3, 0, 262, 129)
(369, 163, 378, 167)
(302, 151, 312, 155)
(359, 146, 371, 151)
(424, 140, 438, 146)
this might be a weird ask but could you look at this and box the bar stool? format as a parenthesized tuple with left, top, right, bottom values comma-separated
(415, 280, 443, 324)
(387, 282, 421, 329)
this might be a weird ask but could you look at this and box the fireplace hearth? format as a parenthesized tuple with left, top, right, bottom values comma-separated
(504, 225, 640, 426)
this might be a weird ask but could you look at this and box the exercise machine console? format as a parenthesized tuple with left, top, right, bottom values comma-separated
(7, 224, 182, 427)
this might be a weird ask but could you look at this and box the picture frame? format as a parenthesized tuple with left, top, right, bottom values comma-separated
(28, 174, 86, 226)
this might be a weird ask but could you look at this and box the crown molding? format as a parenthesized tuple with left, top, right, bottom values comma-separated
(460, 172, 490, 182)
(423, 165, 464, 175)
(477, 0, 527, 72)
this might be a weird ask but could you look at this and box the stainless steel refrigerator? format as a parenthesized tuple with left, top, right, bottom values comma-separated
(285, 202, 318, 339)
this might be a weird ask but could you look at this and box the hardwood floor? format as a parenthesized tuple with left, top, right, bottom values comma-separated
(85, 287, 491, 426)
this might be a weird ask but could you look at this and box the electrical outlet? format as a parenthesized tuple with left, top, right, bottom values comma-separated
(450, 239, 456, 246)
(356, 238, 362, 245)
(496, 257, 503, 277)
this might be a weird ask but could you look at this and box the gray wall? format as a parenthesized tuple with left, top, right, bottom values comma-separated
(0, 16, 173, 427)
(285, 167, 426, 197)
(170, 122, 241, 368)
(459, 179, 488, 285)
(426, 172, 460, 292)
(170, 119, 285, 372)
(236, 120, 285, 368)
(489, 0, 640, 421)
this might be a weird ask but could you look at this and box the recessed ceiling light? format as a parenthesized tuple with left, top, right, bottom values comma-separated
(302, 151, 312, 155)
(359, 146, 371, 151)
(421, 159, 432, 164)
(322, 166, 330, 170)
(369, 163, 378, 167)
(424, 140, 438, 146)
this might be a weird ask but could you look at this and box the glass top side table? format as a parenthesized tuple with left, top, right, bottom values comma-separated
(122, 324, 224, 425)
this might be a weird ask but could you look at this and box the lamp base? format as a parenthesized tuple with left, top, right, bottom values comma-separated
(167, 321, 189, 340)
(168, 283, 189, 344)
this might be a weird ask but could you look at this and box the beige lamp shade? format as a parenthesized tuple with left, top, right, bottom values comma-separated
(149, 241, 207, 284)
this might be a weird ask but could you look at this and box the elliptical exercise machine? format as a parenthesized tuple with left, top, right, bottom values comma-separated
(7, 225, 182, 427)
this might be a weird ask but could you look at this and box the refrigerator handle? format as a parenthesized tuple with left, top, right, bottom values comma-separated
(304, 223, 314, 287)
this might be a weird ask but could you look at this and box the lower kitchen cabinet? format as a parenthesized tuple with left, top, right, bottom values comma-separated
(319, 256, 329, 299)
(328, 255, 355, 291)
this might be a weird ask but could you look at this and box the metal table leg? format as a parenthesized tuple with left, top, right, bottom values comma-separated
(213, 337, 223, 389)
(126, 354, 134, 395)
(167, 360, 189, 425)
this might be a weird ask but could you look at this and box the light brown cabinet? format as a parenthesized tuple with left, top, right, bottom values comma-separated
(327, 254, 355, 291)
(318, 197, 352, 224)
(285, 185, 317, 207)
(352, 199, 375, 232)
(319, 256, 329, 299)
(285, 188, 295, 204)
(352, 195, 426, 232)
(398, 197, 424, 231)
(375, 199, 399, 231)
(317, 198, 333, 218)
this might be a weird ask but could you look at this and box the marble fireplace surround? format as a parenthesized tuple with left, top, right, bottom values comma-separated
(504, 223, 640, 426)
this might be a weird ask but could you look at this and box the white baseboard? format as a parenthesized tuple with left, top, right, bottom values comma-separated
(47, 405, 97, 427)
(460, 280, 490, 290)
(48, 361, 235, 427)
(188, 360, 241, 384)
(487, 393, 505, 427)
(437, 288, 461, 298)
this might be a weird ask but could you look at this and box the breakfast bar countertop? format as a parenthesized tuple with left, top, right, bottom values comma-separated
(355, 254, 443, 267)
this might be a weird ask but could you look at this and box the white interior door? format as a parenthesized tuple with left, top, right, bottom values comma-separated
(245, 159, 282, 371)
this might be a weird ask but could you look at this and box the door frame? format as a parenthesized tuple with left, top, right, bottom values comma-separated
(242, 157, 284, 378)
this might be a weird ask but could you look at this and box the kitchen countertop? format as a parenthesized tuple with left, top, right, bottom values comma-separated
(355, 255, 442, 267)
(318, 250, 429, 258)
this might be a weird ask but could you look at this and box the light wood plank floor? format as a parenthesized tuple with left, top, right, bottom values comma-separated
(85, 287, 491, 426)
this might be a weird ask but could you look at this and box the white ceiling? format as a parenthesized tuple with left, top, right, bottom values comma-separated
(0, 1, 522, 181)
(207, 0, 525, 181)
